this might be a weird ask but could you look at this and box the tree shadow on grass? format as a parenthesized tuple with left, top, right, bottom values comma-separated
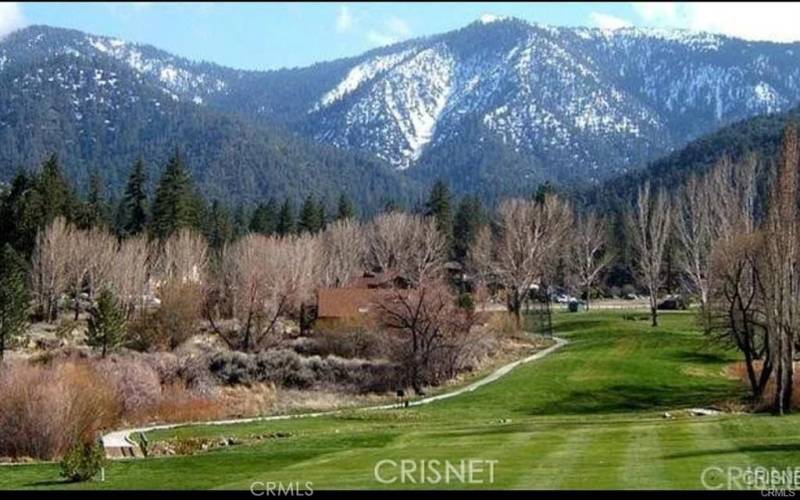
(668, 351, 732, 365)
(523, 383, 741, 416)
(551, 319, 609, 335)
(24, 479, 74, 487)
(664, 443, 800, 460)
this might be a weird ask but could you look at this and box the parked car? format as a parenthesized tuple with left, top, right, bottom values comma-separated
(657, 296, 688, 310)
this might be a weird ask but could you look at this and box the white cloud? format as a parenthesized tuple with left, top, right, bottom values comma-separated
(366, 30, 398, 46)
(631, 2, 800, 43)
(632, 2, 678, 23)
(0, 2, 25, 40)
(365, 16, 412, 47)
(336, 5, 354, 33)
(589, 12, 632, 31)
(385, 16, 411, 37)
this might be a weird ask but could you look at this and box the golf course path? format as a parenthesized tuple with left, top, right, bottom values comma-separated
(102, 336, 568, 457)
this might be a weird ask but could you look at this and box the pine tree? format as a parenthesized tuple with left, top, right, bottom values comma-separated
(86, 288, 127, 358)
(231, 204, 248, 240)
(316, 200, 327, 231)
(250, 199, 277, 235)
(383, 199, 401, 213)
(0, 170, 36, 255)
(452, 195, 485, 263)
(150, 150, 199, 240)
(276, 198, 295, 236)
(206, 200, 233, 253)
(121, 159, 149, 237)
(426, 179, 454, 243)
(298, 194, 323, 233)
(0, 244, 29, 360)
(336, 193, 356, 221)
(34, 154, 77, 225)
(534, 181, 556, 203)
(78, 170, 111, 229)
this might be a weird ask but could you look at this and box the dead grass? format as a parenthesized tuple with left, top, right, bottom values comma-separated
(728, 360, 800, 410)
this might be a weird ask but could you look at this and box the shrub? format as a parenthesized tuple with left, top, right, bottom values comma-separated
(59, 440, 107, 482)
(0, 362, 120, 460)
(95, 356, 162, 415)
(208, 348, 398, 393)
(308, 328, 388, 359)
(129, 282, 203, 351)
(209, 351, 256, 385)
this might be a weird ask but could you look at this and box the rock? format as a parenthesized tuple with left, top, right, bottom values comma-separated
(688, 408, 721, 417)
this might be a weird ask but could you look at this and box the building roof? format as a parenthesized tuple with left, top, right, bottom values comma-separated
(317, 287, 386, 319)
(348, 270, 404, 289)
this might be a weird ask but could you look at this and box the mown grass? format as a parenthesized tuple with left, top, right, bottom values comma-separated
(3, 311, 800, 490)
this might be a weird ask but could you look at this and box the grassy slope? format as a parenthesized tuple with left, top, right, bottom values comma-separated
(3, 311, 800, 490)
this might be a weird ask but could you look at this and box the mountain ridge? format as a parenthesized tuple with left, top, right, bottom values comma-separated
(3, 19, 800, 203)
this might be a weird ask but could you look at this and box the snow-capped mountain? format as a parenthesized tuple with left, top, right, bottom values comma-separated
(296, 18, 800, 185)
(0, 26, 415, 210)
(3, 19, 800, 200)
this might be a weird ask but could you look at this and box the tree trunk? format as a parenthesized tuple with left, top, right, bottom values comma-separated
(585, 283, 591, 311)
(508, 291, 522, 330)
(774, 332, 794, 415)
(649, 288, 659, 327)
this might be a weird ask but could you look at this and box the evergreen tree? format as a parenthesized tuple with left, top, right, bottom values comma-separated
(452, 196, 485, 263)
(121, 159, 149, 237)
(298, 194, 323, 233)
(34, 154, 78, 225)
(250, 199, 277, 235)
(533, 181, 557, 203)
(383, 198, 401, 213)
(316, 200, 327, 231)
(231, 204, 248, 240)
(336, 193, 356, 221)
(78, 170, 111, 229)
(1, 157, 79, 256)
(426, 179, 454, 242)
(0, 244, 29, 360)
(206, 199, 234, 253)
(0, 170, 36, 255)
(150, 150, 199, 240)
(276, 198, 295, 236)
(86, 288, 127, 358)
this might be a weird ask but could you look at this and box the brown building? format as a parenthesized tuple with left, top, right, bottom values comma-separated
(316, 287, 384, 320)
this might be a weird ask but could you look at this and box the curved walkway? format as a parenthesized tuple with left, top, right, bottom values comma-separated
(103, 336, 568, 457)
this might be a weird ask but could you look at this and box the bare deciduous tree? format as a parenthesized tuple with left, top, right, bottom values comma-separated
(31, 217, 72, 321)
(629, 182, 672, 327)
(320, 219, 367, 288)
(108, 235, 152, 318)
(709, 231, 771, 400)
(677, 155, 759, 333)
(763, 124, 800, 414)
(674, 174, 714, 329)
(156, 228, 209, 286)
(471, 195, 571, 327)
(569, 211, 613, 311)
(375, 281, 478, 393)
(219, 234, 322, 351)
(367, 212, 447, 286)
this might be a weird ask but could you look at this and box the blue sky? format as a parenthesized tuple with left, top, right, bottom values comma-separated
(3, 2, 800, 70)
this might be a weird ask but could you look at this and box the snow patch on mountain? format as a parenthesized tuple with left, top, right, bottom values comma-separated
(313, 50, 414, 110)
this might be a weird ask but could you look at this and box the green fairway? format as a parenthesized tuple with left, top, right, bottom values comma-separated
(4, 311, 800, 490)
